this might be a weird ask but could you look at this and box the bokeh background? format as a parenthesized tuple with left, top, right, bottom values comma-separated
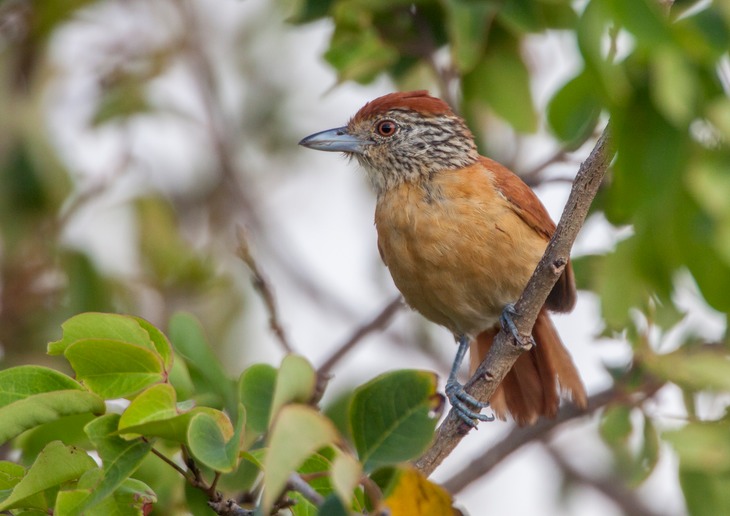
(1, 0, 729, 514)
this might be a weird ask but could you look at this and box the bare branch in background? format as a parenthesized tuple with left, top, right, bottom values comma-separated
(414, 126, 614, 477)
(313, 296, 403, 402)
(545, 445, 668, 516)
(318, 296, 403, 376)
(441, 381, 663, 494)
(236, 226, 294, 355)
(174, 0, 359, 322)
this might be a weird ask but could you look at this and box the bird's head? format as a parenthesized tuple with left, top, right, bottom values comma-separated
(299, 91, 479, 194)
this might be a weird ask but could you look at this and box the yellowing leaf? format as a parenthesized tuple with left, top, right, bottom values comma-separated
(379, 468, 456, 516)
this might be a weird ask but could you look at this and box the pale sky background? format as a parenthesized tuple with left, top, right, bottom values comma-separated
(44, 0, 727, 514)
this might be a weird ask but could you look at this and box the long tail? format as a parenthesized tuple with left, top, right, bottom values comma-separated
(469, 308, 587, 426)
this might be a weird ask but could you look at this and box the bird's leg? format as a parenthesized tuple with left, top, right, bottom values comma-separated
(500, 303, 536, 349)
(445, 334, 495, 427)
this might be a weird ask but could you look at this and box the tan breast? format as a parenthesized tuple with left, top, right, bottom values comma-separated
(374, 162, 548, 336)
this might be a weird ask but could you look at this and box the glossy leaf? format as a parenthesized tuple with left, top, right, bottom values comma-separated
(0, 441, 96, 511)
(239, 363, 277, 433)
(350, 370, 440, 472)
(263, 404, 340, 512)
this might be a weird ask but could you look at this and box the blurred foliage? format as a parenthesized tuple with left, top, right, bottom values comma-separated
(0, 313, 443, 514)
(0, 0, 728, 513)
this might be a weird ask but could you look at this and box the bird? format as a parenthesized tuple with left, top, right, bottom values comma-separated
(299, 90, 587, 426)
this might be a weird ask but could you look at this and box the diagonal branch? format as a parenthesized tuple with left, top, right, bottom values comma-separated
(545, 445, 667, 516)
(414, 126, 614, 477)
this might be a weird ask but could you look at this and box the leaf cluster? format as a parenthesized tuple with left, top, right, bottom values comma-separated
(0, 312, 452, 514)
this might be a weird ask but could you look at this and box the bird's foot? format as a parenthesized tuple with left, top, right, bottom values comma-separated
(500, 303, 536, 350)
(445, 379, 495, 427)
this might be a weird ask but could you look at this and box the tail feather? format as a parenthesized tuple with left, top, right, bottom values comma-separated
(469, 308, 586, 426)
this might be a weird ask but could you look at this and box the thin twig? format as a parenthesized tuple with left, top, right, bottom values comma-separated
(441, 381, 663, 494)
(318, 296, 403, 376)
(545, 445, 667, 516)
(236, 226, 294, 354)
(519, 147, 571, 187)
(149, 445, 191, 481)
(207, 498, 254, 516)
(287, 473, 325, 507)
(414, 126, 614, 477)
(175, 0, 358, 322)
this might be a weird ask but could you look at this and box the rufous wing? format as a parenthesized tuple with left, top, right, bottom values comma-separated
(481, 157, 577, 313)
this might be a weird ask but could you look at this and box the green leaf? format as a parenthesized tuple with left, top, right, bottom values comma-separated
(48, 313, 156, 356)
(118, 383, 229, 444)
(445, 0, 495, 72)
(0, 441, 96, 511)
(665, 420, 730, 473)
(0, 461, 26, 506)
(350, 370, 440, 472)
(0, 366, 105, 445)
(118, 384, 177, 433)
(463, 41, 537, 133)
(547, 70, 602, 146)
(0, 391, 105, 446)
(263, 405, 340, 513)
(679, 469, 730, 516)
(608, 0, 673, 50)
(325, 25, 398, 84)
(15, 413, 95, 460)
(599, 404, 632, 447)
(187, 405, 244, 473)
(645, 348, 730, 392)
(498, 0, 543, 33)
(132, 317, 174, 372)
(78, 415, 152, 513)
(650, 48, 698, 126)
(269, 355, 317, 425)
(168, 312, 236, 412)
(239, 364, 277, 434)
(0, 365, 87, 406)
(56, 473, 156, 516)
(64, 339, 165, 399)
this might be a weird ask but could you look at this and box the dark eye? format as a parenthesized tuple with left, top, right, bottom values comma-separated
(376, 120, 397, 137)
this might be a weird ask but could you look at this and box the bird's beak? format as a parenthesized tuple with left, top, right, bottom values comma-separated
(299, 127, 371, 154)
